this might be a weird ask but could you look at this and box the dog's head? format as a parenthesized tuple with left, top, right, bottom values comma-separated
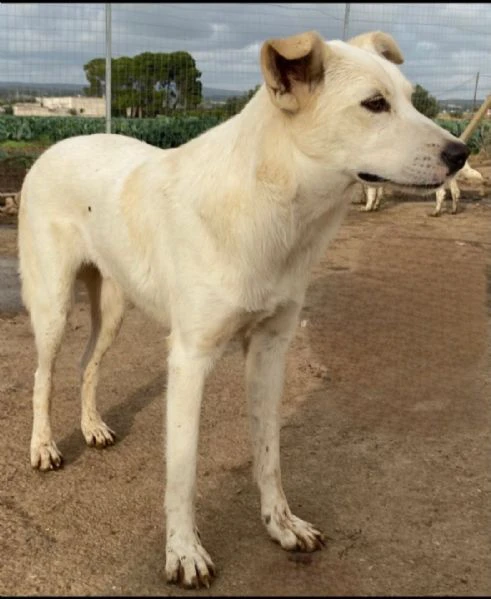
(260, 30, 469, 195)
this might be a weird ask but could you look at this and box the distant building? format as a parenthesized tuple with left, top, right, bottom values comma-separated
(12, 103, 49, 117)
(13, 96, 105, 117)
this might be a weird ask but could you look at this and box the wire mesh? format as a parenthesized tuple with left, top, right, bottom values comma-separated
(0, 3, 489, 169)
(1, 4, 489, 137)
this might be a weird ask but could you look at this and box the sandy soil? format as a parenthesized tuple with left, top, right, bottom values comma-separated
(0, 165, 490, 595)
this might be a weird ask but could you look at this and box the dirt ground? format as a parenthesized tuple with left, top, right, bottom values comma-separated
(0, 163, 490, 595)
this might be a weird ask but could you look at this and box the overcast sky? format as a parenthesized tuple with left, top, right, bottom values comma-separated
(1, 2, 490, 100)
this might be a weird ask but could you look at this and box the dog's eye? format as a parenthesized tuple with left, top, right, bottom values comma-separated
(361, 96, 390, 113)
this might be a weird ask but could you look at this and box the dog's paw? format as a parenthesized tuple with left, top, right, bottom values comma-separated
(429, 210, 442, 217)
(165, 534, 216, 589)
(82, 419, 116, 448)
(264, 507, 325, 552)
(30, 440, 63, 471)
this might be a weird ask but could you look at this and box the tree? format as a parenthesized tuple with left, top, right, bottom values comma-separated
(412, 84, 440, 119)
(83, 58, 106, 97)
(83, 51, 202, 117)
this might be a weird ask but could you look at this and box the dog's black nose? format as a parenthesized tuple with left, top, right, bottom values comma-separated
(441, 141, 470, 175)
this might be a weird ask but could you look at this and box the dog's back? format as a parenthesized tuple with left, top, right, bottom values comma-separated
(20, 133, 158, 226)
(18, 134, 161, 313)
(456, 161, 483, 184)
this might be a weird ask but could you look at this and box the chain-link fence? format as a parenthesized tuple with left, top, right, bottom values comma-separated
(0, 2, 490, 193)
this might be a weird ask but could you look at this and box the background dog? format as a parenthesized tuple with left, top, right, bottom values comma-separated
(433, 160, 484, 216)
(362, 160, 484, 214)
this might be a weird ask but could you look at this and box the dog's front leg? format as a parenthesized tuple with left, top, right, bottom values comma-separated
(432, 187, 446, 216)
(246, 301, 325, 552)
(362, 186, 379, 212)
(450, 178, 461, 214)
(164, 339, 216, 588)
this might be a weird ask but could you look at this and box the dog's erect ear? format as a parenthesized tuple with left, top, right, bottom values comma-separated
(260, 31, 326, 113)
(347, 31, 404, 65)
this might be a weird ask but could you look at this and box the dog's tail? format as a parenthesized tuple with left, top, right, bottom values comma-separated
(17, 169, 81, 319)
(17, 175, 36, 314)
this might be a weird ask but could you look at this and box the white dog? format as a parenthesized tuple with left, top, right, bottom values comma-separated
(361, 185, 385, 211)
(362, 160, 483, 214)
(432, 160, 484, 216)
(18, 30, 469, 588)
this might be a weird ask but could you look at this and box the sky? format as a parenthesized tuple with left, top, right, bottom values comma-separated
(0, 2, 490, 100)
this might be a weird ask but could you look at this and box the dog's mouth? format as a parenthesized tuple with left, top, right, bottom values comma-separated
(357, 172, 442, 190)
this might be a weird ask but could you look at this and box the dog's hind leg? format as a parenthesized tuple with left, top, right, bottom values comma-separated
(246, 301, 325, 552)
(450, 178, 461, 214)
(79, 266, 124, 448)
(29, 301, 70, 470)
(20, 223, 79, 470)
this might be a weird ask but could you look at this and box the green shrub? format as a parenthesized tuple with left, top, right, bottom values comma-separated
(0, 115, 489, 155)
(0, 115, 225, 149)
(435, 119, 491, 154)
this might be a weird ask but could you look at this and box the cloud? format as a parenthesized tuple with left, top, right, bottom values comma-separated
(0, 3, 489, 99)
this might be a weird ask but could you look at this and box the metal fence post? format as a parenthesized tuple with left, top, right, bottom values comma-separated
(472, 72, 480, 111)
(342, 3, 351, 41)
(105, 3, 112, 133)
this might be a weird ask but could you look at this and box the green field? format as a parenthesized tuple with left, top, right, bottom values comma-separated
(0, 115, 489, 172)
(0, 114, 224, 148)
(0, 114, 226, 173)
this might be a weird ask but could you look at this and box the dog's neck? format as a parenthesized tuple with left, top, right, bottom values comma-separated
(244, 87, 352, 188)
(240, 86, 354, 234)
(193, 87, 355, 296)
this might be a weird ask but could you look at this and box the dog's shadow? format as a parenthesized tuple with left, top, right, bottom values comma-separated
(57, 371, 166, 467)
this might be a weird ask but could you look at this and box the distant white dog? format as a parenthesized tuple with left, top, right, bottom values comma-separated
(361, 185, 385, 212)
(18, 29, 469, 589)
(362, 160, 483, 214)
(432, 160, 484, 216)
